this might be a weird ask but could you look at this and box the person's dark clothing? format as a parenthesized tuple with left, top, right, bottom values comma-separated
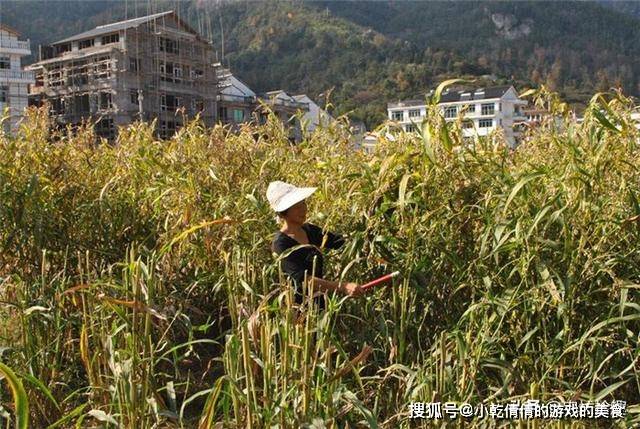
(271, 223, 345, 306)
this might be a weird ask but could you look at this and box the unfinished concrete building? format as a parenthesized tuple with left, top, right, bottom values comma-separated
(28, 11, 222, 140)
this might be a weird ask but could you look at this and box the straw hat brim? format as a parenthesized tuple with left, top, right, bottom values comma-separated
(272, 187, 317, 212)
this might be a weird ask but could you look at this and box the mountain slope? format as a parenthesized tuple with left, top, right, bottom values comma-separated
(316, 1, 640, 97)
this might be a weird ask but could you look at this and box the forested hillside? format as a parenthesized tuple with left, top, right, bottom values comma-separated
(3, 0, 640, 127)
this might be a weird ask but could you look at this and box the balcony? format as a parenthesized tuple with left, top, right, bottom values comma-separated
(513, 110, 527, 121)
(264, 97, 309, 110)
(0, 69, 35, 83)
(0, 38, 31, 55)
(217, 93, 257, 104)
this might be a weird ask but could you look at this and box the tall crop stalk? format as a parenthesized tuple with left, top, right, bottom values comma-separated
(0, 91, 638, 427)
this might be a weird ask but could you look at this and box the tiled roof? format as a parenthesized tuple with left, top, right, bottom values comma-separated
(54, 11, 175, 44)
(388, 85, 514, 108)
(440, 85, 512, 103)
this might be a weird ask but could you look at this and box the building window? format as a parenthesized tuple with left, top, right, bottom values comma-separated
(444, 106, 458, 119)
(462, 120, 474, 129)
(191, 98, 204, 113)
(130, 89, 139, 105)
(94, 55, 112, 79)
(159, 37, 179, 54)
(57, 44, 71, 54)
(129, 57, 139, 73)
(160, 62, 184, 83)
(99, 92, 112, 110)
(463, 104, 475, 113)
(73, 94, 90, 115)
(233, 109, 245, 122)
(405, 124, 417, 132)
(50, 97, 65, 114)
(218, 106, 228, 121)
(101, 34, 119, 45)
(95, 117, 114, 140)
(70, 73, 88, 86)
(391, 111, 403, 121)
(160, 94, 180, 111)
(0, 86, 8, 103)
(481, 103, 495, 116)
(79, 39, 94, 49)
(159, 119, 177, 139)
(408, 109, 421, 118)
(0, 57, 10, 69)
(479, 119, 493, 128)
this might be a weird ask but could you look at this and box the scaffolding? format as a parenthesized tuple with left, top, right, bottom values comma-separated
(27, 10, 222, 141)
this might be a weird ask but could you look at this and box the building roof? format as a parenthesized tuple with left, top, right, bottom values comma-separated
(220, 72, 256, 97)
(440, 85, 512, 103)
(389, 85, 515, 108)
(53, 10, 196, 45)
(263, 90, 296, 101)
(0, 24, 21, 36)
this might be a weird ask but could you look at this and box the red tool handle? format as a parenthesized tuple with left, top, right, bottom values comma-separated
(361, 271, 400, 291)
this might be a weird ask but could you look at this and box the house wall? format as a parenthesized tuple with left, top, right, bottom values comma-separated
(387, 88, 527, 147)
(0, 27, 34, 132)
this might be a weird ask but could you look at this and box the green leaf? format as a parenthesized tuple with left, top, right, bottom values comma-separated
(421, 122, 437, 166)
(46, 404, 87, 429)
(398, 173, 411, 210)
(592, 107, 620, 133)
(21, 372, 60, 411)
(503, 172, 544, 215)
(341, 390, 378, 429)
(593, 379, 630, 402)
(432, 78, 469, 105)
(440, 118, 453, 152)
(0, 362, 29, 429)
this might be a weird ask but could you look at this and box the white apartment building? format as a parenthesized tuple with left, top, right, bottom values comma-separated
(387, 85, 527, 147)
(0, 25, 34, 133)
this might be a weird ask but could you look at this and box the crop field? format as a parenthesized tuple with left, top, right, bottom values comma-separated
(0, 87, 639, 428)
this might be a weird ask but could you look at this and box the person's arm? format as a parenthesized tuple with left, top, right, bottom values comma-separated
(308, 276, 363, 297)
(273, 235, 362, 297)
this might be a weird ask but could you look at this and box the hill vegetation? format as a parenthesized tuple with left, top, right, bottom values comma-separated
(3, 1, 640, 126)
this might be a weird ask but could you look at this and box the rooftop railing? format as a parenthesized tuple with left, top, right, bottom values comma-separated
(0, 39, 30, 51)
(263, 98, 309, 109)
(0, 69, 35, 81)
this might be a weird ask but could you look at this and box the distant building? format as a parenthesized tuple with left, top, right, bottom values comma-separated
(387, 85, 527, 147)
(360, 132, 380, 154)
(27, 11, 222, 140)
(261, 90, 309, 141)
(217, 72, 257, 126)
(0, 24, 34, 133)
(216, 71, 310, 142)
(292, 94, 334, 133)
(522, 107, 549, 125)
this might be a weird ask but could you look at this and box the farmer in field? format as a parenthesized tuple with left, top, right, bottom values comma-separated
(267, 181, 363, 307)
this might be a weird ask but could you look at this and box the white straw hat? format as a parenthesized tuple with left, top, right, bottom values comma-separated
(266, 181, 317, 212)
